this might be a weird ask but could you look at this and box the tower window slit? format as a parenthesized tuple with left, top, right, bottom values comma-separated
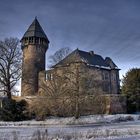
(29, 37, 34, 44)
(35, 37, 39, 43)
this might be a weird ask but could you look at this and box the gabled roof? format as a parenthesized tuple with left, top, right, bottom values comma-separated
(53, 49, 119, 70)
(105, 57, 118, 69)
(21, 18, 49, 42)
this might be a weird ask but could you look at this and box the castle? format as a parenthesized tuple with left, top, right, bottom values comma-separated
(46, 49, 120, 95)
(20, 18, 125, 114)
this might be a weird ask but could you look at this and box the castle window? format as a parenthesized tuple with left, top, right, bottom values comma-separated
(40, 38, 44, 44)
(39, 38, 41, 44)
(29, 37, 34, 44)
(35, 37, 39, 44)
(25, 38, 27, 43)
(47, 73, 53, 81)
(113, 74, 116, 81)
(102, 72, 109, 80)
(102, 83, 110, 92)
(105, 73, 109, 80)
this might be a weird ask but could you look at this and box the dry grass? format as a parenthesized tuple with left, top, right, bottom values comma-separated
(0, 121, 140, 140)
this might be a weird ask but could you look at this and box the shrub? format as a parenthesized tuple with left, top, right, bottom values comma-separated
(125, 116, 134, 121)
(27, 98, 49, 121)
(111, 116, 134, 123)
(0, 98, 28, 121)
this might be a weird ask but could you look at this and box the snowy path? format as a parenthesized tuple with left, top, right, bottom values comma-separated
(0, 121, 139, 140)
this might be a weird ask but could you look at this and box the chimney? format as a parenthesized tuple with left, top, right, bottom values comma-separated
(89, 51, 94, 55)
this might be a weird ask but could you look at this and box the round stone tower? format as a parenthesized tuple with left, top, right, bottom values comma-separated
(21, 18, 49, 96)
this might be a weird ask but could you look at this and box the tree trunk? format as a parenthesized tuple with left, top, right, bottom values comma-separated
(74, 67, 80, 119)
(75, 97, 80, 119)
(6, 82, 11, 99)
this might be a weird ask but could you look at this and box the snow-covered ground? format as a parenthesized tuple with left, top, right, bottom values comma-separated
(0, 114, 139, 140)
(0, 114, 139, 126)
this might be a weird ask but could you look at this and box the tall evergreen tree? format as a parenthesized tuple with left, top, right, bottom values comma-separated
(122, 68, 140, 113)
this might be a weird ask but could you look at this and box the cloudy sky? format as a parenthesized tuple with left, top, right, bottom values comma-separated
(0, 0, 140, 79)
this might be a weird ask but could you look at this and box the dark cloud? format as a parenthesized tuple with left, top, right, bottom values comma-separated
(0, 0, 140, 77)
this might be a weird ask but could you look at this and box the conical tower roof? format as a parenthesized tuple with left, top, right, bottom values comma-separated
(21, 18, 49, 42)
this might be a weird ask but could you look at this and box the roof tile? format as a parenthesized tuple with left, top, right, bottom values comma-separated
(21, 18, 49, 42)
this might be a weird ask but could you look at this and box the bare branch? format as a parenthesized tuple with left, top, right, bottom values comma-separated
(48, 47, 72, 67)
(0, 38, 21, 98)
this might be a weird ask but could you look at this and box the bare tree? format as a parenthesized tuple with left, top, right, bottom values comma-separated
(62, 65, 107, 118)
(64, 65, 96, 118)
(48, 47, 72, 67)
(0, 38, 22, 98)
(38, 70, 71, 116)
(45, 64, 105, 118)
(38, 46, 107, 117)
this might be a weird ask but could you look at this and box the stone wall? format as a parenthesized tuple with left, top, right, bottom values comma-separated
(21, 44, 47, 96)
